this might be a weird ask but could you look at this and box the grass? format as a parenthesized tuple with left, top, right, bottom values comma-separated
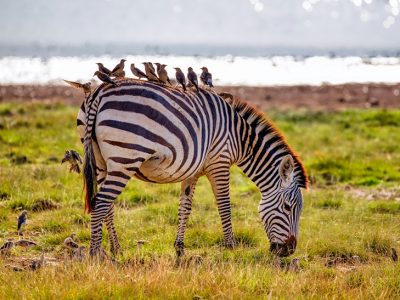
(0, 102, 400, 299)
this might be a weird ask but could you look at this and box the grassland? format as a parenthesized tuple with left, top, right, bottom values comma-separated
(0, 101, 399, 299)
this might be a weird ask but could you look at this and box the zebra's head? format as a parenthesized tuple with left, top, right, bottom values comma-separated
(260, 154, 304, 257)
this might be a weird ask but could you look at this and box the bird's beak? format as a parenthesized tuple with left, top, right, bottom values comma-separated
(61, 157, 67, 164)
(93, 72, 97, 76)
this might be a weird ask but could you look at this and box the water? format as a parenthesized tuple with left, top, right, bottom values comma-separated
(0, 55, 399, 86)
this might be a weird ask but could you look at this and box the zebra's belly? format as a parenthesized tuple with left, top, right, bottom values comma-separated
(137, 153, 201, 183)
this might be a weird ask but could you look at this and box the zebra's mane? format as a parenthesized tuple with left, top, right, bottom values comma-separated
(227, 97, 309, 189)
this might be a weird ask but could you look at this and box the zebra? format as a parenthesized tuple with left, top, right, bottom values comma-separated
(76, 78, 308, 257)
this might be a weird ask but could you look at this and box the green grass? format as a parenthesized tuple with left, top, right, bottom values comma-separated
(1, 102, 400, 299)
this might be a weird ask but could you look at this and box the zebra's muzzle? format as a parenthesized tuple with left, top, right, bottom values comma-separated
(270, 236, 297, 257)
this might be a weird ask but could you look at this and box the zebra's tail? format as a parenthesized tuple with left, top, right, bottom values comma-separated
(83, 97, 99, 213)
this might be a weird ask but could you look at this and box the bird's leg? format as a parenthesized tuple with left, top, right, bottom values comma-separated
(174, 177, 198, 258)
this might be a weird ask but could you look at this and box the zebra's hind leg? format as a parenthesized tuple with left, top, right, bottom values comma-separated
(174, 177, 198, 257)
(104, 204, 121, 256)
(89, 170, 131, 257)
(206, 165, 237, 249)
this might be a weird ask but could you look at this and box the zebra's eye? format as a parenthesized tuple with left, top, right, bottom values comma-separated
(284, 203, 291, 212)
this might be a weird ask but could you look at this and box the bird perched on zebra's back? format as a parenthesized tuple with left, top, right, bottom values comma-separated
(200, 67, 214, 88)
(130, 63, 148, 80)
(187, 67, 199, 92)
(147, 62, 156, 73)
(61, 150, 82, 173)
(155, 63, 171, 85)
(0, 239, 14, 255)
(17, 210, 28, 235)
(218, 92, 233, 101)
(110, 59, 127, 78)
(143, 62, 160, 82)
(63, 80, 91, 97)
(96, 63, 112, 75)
(174, 67, 186, 91)
(93, 71, 117, 86)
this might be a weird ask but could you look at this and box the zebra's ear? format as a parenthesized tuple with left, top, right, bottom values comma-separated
(279, 155, 294, 187)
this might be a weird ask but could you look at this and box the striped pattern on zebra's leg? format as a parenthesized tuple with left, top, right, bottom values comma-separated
(104, 204, 121, 256)
(207, 168, 236, 249)
(89, 172, 130, 257)
(174, 177, 198, 257)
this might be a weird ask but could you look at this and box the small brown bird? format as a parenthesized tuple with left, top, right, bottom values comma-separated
(0, 239, 14, 255)
(93, 71, 117, 86)
(61, 150, 82, 173)
(187, 67, 199, 92)
(391, 248, 398, 262)
(200, 67, 214, 88)
(15, 239, 38, 248)
(29, 253, 45, 270)
(218, 92, 233, 100)
(64, 233, 79, 249)
(110, 59, 127, 77)
(73, 245, 86, 261)
(63, 80, 91, 97)
(288, 258, 300, 272)
(174, 67, 186, 91)
(147, 62, 156, 73)
(96, 63, 112, 75)
(155, 63, 171, 85)
(17, 210, 28, 235)
(143, 63, 160, 82)
(130, 63, 148, 80)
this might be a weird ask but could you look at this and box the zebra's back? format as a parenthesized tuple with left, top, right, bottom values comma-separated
(79, 80, 232, 183)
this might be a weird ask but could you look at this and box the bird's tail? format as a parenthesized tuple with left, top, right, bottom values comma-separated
(83, 96, 100, 213)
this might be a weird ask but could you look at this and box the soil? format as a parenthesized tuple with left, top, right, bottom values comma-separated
(1, 83, 399, 111)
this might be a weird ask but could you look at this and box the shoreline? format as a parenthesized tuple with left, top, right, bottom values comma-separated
(1, 82, 399, 111)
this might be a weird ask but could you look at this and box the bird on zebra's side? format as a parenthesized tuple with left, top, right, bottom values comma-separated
(17, 210, 28, 235)
(96, 63, 112, 75)
(155, 63, 172, 85)
(61, 150, 82, 173)
(93, 71, 117, 86)
(200, 67, 214, 88)
(64, 233, 79, 249)
(174, 67, 186, 91)
(76, 80, 308, 259)
(63, 80, 91, 97)
(130, 63, 148, 80)
(15, 239, 38, 248)
(187, 67, 199, 92)
(143, 62, 160, 82)
(0, 239, 15, 255)
(110, 59, 127, 78)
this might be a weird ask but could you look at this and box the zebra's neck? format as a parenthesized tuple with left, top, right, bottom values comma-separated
(229, 99, 308, 192)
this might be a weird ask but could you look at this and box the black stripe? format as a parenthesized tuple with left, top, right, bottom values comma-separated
(99, 120, 177, 167)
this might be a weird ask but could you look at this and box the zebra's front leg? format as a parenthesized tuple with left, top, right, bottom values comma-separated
(89, 171, 130, 257)
(206, 166, 237, 249)
(174, 177, 198, 257)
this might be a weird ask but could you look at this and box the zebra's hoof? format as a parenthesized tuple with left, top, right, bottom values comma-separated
(225, 237, 237, 249)
(174, 240, 185, 257)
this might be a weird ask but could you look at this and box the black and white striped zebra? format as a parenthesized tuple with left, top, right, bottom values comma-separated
(77, 79, 308, 257)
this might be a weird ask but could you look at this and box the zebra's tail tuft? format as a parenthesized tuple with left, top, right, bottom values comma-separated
(82, 96, 100, 213)
(83, 139, 97, 213)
